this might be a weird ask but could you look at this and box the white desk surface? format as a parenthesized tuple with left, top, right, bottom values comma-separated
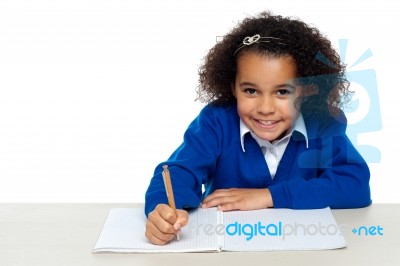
(0, 203, 399, 266)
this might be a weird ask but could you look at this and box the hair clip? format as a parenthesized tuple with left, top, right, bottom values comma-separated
(234, 34, 286, 55)
(243, 34, 261, 45)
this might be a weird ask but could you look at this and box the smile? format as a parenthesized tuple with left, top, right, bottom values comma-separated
(255, 119, 279, 127)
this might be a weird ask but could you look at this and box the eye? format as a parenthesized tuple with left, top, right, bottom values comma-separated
(276, 89, 290, 96)
(244, 88, 257, 95)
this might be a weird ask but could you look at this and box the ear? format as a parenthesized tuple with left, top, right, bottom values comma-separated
(294, 85, 307, 111)
(299, 84, 318, 97)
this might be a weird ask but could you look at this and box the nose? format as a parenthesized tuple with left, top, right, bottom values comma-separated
(257, 95, 275, 114)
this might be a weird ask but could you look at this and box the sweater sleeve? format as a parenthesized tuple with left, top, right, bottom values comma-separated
(268, 113, 371, 209)
(144, 106, 222, 216)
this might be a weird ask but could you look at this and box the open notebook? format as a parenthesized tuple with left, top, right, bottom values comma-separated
(93, 207, 346, 253)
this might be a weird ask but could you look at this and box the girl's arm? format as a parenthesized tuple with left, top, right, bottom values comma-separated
(144, 106, 222, 216)
(269, 113, 371, 209)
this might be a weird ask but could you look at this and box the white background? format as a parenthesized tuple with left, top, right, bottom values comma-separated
(0, 0, 399, 203)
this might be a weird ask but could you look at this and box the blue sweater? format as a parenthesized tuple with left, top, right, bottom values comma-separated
(145, 104, 371, 216)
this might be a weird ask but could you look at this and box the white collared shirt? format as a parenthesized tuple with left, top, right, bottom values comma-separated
(240, 114, 308, 179)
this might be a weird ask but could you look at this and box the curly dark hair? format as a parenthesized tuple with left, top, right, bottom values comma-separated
(197, 11, 350, 118)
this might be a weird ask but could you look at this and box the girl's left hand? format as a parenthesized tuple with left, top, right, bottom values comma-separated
(201, 188, 273, 211)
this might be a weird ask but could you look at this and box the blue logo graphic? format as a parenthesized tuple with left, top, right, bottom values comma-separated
(338, 39, 382, 163)
(225, 221, 283, 241)
(224, 221, 341, 241)
(297, 39, 382, 166)
(188, 221, 344, 241)
(352, 225, 384, 236)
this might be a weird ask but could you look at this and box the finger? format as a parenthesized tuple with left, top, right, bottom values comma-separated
(145, 223, 175, 246)
(217, 202, 243, 211)
(175, 209, 189, 228)
(203, 189, 236, 205)
(206, 188, 236, 197)
(148, 209, 177, 234)
(146, 218, 177, 242)
(155, 204, 179, 224)
(211, 188, 235, 193)
(203, 195, 237, 208)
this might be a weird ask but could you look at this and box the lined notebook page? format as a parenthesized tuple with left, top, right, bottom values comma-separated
(93, 208, 220, 253)
(222, 207, 346, 251)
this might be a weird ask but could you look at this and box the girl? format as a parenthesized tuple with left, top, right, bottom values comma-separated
(144, 11, 371, 245)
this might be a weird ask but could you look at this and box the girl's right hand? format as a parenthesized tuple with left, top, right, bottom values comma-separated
(145, 203, 189, 245)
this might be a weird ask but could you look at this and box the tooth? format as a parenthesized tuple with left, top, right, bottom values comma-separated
(260, 120, 275, 125)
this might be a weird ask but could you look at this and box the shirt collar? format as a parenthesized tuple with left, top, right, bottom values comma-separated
(240, 113, 309, 152)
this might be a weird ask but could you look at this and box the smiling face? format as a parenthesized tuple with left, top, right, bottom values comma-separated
(233, 53, 301, 142)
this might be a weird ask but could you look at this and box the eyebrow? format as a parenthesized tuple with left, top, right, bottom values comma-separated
(238, 82, 257, 87)
(238, 82, 296, 89)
